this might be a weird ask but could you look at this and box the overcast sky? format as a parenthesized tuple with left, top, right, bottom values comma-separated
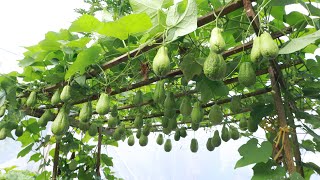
(0, 1, 319, 180)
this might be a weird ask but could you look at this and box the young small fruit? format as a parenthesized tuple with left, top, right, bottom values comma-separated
(250, 36, 262, 63)
(209, 27, 226, 53)
(174, 130, 180, 141)
(156, 134, 164, 145)
(51, 106, 69, 135)
(139, 135, 148, 146)
(96, 93, 110, 115)
(152, 46, 171, 77)
(221, 125, 230, 142)
(191, 102, 203, 124)
(230, 126, 240, 140)
(108, 116, 118, 128)
(127, 135, 135, 146)
(206, 138, 215, 151)
(0, 105, 6, 117)
(133, 90, 143, 105)
(179, 127, 187, 138)
(136, 129, 141, 139)
(209, 104, 223, 125)
(15, 126, 23, 137)
(153, 80, 165, 104)
(51, 89, 61, 105)
(190, 138, 198, 153)
(230, 96, 242, 113)
(238, 62, 256, 87)
(211, 130, 221, 147)
(164, 92, 176, 118)
(260, 32, 279, 59)
(60, 85, 72, 102)
(88, 124, 98, 137)
(110, 105, 118, 117)
(239, 118, 248, 131)
(0, 128, 7, 140)
(134, 115, 143, 129)
(179, 97, 192, 117)
(79, 102, 92, 123)
(26, 91, 37, 107)
(164, 139, 172, 152)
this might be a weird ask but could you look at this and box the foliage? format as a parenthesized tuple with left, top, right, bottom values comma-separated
(0, 0, 320, 179)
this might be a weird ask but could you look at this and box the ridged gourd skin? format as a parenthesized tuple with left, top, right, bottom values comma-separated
(209, 27, 226, 53)
(238, 62, 256, 87)
(96, 93, 110, 115)
(0, 105, 6, 117)
(26, 91, 37, 107)
(0, 128, 7, 140)
(164, 92, 176, 118)
(250, 36, 262, 63)
(139, 135, 148, 146)
(51, 107, 70, 135)
(191, 102, 203, 124)
(209, 104, 223, 125)
(88, 124, 98, 136)
(15, 126, 23, 137)
(127, 135, 135, 146)
(203, 52, 226, 81)
(206, 138, 215, 151)
(133, 90, 143, 105)
(230, 96, 242, 113)
(51, 89, 61, 106)
(152, 46, 170, 77)
(156, 134, 164, 145)
(221, 125, 230, 142)
(79, 102, 92, 122)
(134, 115, 143, 129)
(179, 97, 192, 117)
(179, 127, 187, 138)
(211, 130, 221, 147)
(190, 138, 199, 153)
(260, 32, 279, 59)
(153, 80, 165, 104)
(60, 85, 72, 102)
(230, 126, 240, 140)
(164, 139, 172, 152)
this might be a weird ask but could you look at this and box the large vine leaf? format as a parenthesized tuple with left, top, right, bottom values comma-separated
(279, 30, 320, 54)
(96, 13, 152, 40)
(166, 0, 197, 41)
(196, 76, 229, 103)
(252, 160, 286, 180)
(235, 138, 272, 168)
(129, 0, 163, 14)
(65, 46, 101, 80)
(69, 14, 101, 33)
(179, 54, 202, 81)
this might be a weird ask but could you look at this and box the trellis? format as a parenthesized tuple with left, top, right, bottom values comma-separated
(7, 0, 311, 179)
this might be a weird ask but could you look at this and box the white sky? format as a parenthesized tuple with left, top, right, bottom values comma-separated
(0, 1, 319, 180)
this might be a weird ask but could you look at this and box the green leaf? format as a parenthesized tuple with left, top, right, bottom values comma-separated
(303, 162, 320, 175)
(252, 160, 286, 180)
(270, 6, 285, 21)
(101, 154, 113, 166)
(196, 76, 229, 103)
(166, 0, 197, 41)
(303, 3, 320, 17)
(69, 14, 101, 33)
(301, 140, 315, 153)
(66, 37, 91, 48)
(96, 13, 152, 40)
(279, 30, 320, 54)
(289, 172, 305, 180)
(17, 131, 34, 147)
(130, 0, 163, 14)
(250, 104, 274, 124)
(235, 139, 272, 168)
(284, 11, 310, 27)
(17, 143, 34, 158)
(179, 54, 202, 81)
(29, 153, 42, 162)
(302, 124, 320, 141)
(65, 46, 101, 80)
(269, 0, 296, 6)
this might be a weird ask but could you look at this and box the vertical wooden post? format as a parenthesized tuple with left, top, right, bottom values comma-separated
(242, 0, 296, 175)
(96, 127, 102, 177)
(52, 142, 60, 180)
